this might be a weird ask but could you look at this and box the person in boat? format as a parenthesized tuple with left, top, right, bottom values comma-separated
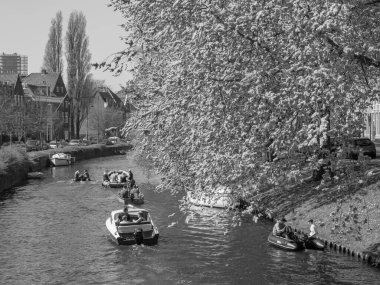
(308, 219, 317, 240)
(272, 217, 290, 239)
(102, 169, 110, 182)
(130, 178, 136, 189)
(109, 171, 118, 183)
(118, 172, 128, 183)
(119, 186, 130, 199)
(134, 211, 145, 224)
(74, 170, 81, 182)
(116, 206, 131, 226)
(81, 169, 90, 181)
(128, 169, 133, 180)
(130, 185, 140, 201)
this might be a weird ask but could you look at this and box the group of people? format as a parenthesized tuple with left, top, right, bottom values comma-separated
(102, 169, 135, 186)
(73, 169, 91, 181)
(272, 217, 317, 240)
(115, 206, 145, 225)
(119, 184, 142, 201)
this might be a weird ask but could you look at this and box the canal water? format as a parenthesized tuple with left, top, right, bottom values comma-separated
(0, 153, 379, 284)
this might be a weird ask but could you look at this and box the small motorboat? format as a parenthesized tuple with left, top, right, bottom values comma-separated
(267, 234, 305, 251)
(117, 190, 144, 205)
(105, 206, 159, 246)
(50, 153, 72, 167)
(303, 236, 326, 250)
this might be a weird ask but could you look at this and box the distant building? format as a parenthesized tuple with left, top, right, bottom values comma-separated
(22, 70, 70, 141)
(80, 87, 126, 141)
(0, 53, 28, 75)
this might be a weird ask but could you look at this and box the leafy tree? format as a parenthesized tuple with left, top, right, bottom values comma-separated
(106, 1, 380, 196)
(65, 11, 92, 139)
(42, 11, 63, 73)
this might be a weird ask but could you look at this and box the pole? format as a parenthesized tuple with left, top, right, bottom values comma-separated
(86, 108, 88, 141)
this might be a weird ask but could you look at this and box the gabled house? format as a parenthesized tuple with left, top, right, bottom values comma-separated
(80, 87, 127, 141)
(22, 70, 70, 141)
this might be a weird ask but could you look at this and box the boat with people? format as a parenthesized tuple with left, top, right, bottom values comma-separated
(50, 153, 72, 166)
(102, 181, 129, 188)
(187, 186, 235, 209)
(105, 206, 159, 246)
(267, 233, 305, 251)
(102, 169, 134, 188)
(117, 187, 144, 205)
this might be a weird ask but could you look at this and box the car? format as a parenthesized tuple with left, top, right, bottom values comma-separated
(80, 139, 91, 146)
(25, 140, 40, 152)
(108, 136, 120, 144)
(68, 139, 81, 146)
(348, 137, 376, 159)
(49, 140, 60, 149)
(101, 139, 114, 145)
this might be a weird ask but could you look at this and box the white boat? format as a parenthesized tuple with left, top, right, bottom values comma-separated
(187, 186, 235, 209)
(50, 153, 72, 166)
(105, 206, 159, 246)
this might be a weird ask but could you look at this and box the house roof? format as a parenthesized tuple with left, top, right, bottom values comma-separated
(97, 88, 124, 108)
(0, 73, 19, 85)
(22, 72, 60, 90)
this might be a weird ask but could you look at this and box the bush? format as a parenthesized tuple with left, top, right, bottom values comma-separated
(0, 146, 30, 176)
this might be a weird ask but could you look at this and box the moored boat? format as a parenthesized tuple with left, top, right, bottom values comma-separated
(267, 234, 304, 251)
(105, 207, 159, 246)
(303, 237, 326, 250)
(50, 153, 72, 167)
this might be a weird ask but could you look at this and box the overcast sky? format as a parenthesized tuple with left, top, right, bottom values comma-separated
(0, 0, 131, 91)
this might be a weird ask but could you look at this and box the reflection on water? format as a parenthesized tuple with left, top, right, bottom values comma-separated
(0, 153, 379, 284)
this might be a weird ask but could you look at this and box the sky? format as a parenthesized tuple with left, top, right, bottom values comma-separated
(0, 0, 131, 91)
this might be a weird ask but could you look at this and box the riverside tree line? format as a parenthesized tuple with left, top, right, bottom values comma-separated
(100, 0, 380, 197)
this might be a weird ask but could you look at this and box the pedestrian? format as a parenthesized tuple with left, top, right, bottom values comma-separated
(308, 219, 317, 239)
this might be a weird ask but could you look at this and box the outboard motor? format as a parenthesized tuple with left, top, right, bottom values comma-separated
(134, 228, 144, 245)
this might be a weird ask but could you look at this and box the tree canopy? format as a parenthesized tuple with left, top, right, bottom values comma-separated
(106, 0, 380, 195)
(42, 11, 63, 73)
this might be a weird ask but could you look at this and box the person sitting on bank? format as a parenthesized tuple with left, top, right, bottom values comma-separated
(308, 219, 317, 239)
(82, 169, 90, 181)
(134, 211, 145, 224)
(272, 217, 289, 239)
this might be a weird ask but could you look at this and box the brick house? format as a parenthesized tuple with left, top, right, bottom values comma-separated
(22, 70, 70, 141)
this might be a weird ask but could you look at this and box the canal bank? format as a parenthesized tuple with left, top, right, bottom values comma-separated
(0, 143, 133, 193)
(251, 173, 380, 267)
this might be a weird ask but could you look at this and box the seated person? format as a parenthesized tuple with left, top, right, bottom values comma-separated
(130, 185, 140, 200)
(272, 217, 290, 239)
(128, 169, 133, 180)
(119, 173, 128, 183)
(119, 187, 130, 199)
(116, 206, 131, 225)
(109, 171, 118, 183)
(130, 178, 136, 188)
(134, 211, 145, 224)
(102, 170, 110, 182)
(74, 170, 81, 181)
(82, 169, 90, 181)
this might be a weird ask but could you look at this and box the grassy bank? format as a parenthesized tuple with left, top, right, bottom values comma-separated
(0, 143, 133, 192)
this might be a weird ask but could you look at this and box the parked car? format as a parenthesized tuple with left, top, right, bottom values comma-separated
(101, 139, 114, 145)
(49, 140, 60, 149)
(348, 137, 376, 159)
(80, 139, 91, 146)
(108, 136, 120, 144)
(25, 140, 40, 152)
(68, 139, 81, 146)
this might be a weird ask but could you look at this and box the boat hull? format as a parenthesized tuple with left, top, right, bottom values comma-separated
(267, 234, 304, 251)
(50, 158, 71, 166)
(304, 237, 325, 250)
(102, 181, 128, 188)
(117, 195, 144, 205)
(106, 216, 159, 246)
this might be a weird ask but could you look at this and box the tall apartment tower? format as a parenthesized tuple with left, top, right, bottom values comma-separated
(0, 52, 28, 75)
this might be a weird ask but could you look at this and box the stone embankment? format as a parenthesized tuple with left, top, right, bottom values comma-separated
(0, 143, 133, 193)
